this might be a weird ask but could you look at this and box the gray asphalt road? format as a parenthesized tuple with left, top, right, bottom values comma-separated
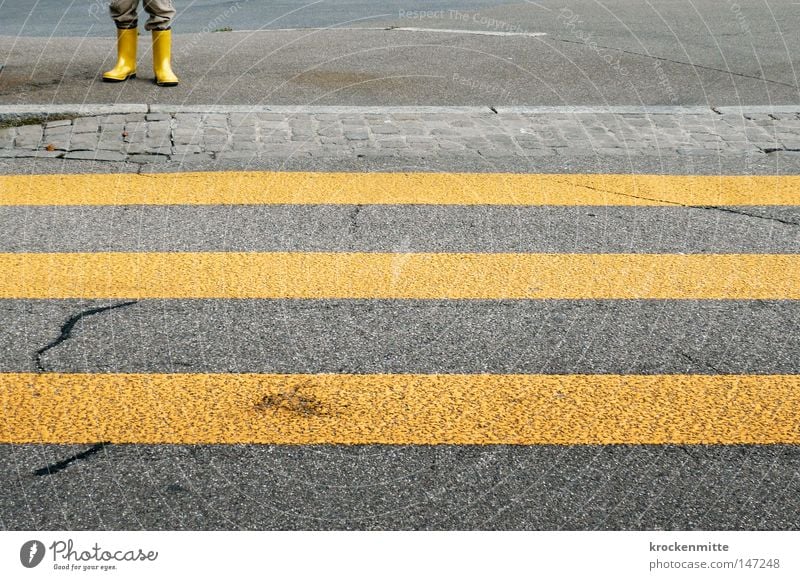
(1, 153, 800, 530)
(2, 0, 799, 532)
(4, 444, 798, 530)
(1, 0, 798, 105)
(0, 0, 501, 37)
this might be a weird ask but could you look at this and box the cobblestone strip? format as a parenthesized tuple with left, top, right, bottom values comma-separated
(1, 108, 799, 163)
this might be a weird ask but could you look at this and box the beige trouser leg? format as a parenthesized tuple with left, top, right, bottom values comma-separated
(109, 0, 176, 31)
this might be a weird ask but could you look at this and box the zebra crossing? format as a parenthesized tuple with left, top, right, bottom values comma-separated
(1, 170, 798, 527)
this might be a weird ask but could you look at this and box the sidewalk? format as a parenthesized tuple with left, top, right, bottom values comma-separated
(1, 105, 799, 165)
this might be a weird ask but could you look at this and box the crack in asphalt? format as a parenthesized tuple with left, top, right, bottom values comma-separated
(348, 204, 362, 235)
(678, 350, 726, 374)
(34, 301, 138, 372)
(33, 443, 110, 476)
(552, 179, 800, 227)
(553, 37, 800, 90)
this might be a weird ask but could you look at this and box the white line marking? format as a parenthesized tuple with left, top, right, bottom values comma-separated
(215, 26, 547, 38)
(383, 27, 547, 38)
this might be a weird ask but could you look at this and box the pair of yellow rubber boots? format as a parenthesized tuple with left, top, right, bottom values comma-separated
(103, 29, 178, 86)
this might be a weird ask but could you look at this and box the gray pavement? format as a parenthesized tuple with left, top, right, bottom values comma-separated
(2, 299, 799, 376)
(3, 444, 798, 530)
(1, 0, 799, 106)
(2, 205, 798, 254)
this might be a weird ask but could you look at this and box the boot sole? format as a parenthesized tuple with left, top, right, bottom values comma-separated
(155, 81, 179, 87)
(102, 73, 136, 83)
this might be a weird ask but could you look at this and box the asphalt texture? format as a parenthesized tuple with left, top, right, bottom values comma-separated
(1, 299, 798, 375)
(1, 154, 799, 529)
(3, 444, 798, 530)
(2, 205, 798, 254)
(1, 0, 799, 105)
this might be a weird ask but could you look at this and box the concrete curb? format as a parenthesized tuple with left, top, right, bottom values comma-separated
(2, 104, 800, 122)
(148, 105, 499, 115)
(0, 104, 148, 123)
(713, 105, 800, 115)
(493, 106, 713, 115)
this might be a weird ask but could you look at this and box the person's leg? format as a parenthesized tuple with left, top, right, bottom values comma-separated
(143, 0, 179, 86)
(102, 0, 140, 82)
(109, 0, 139, 29)
(142, 0, 176, 31)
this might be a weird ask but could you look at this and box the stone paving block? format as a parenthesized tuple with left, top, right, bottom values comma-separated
(394, 125, 426, 136)
(317, 126, 344, 138)
(370, 124, 401, 135)
(45, 119, 73, 129)
(0, 129, 15, 148)
(203, 114, 228, 127)
(145, 114, 172, 122)
(15, 137, 42, 149)
(259, 122, 291, 132)
(99, 125, 125, 137)
(69, 135, 99, 150)
(255, 113, 287, 122)
(376, 137, 407, 148)
(388, 113, 423, 121)
(313, 114, 341, 122)
(231, 127, 257, 136)
(15, 125, 43, 138)
(228, 113, 257, 125)
(320, 137, 347, 145)
(344, 130, 369, 141)
(123, 133, 147, 144)
(72, 118, 99, 133)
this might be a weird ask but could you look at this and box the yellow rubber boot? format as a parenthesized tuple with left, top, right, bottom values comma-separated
(152, 29, 179, 86)
(102, 28, 137, 82)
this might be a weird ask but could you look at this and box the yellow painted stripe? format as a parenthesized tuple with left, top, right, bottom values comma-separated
(2, 373, 798, 444)
(1, 252, 797, 299)
(1, 172, 799, 206)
